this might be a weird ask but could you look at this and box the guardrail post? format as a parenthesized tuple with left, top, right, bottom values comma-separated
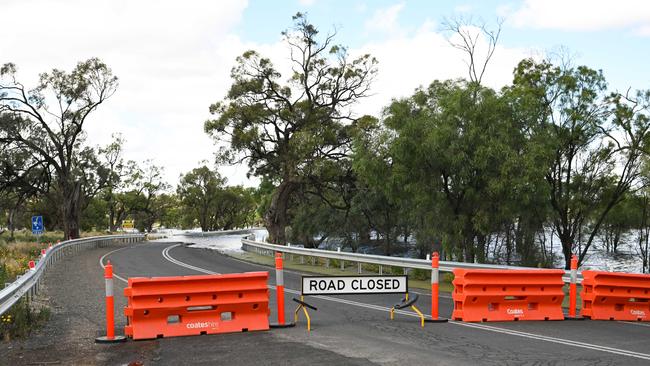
(337, 247, 344, 270)
(96, 261, 126, 343)
(358, 262, 362, 274)
(379, 265, 383, 275)
(426, 252, 447, 323)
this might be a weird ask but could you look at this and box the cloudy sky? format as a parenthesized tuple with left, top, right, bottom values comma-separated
(2, 0, 649, 187)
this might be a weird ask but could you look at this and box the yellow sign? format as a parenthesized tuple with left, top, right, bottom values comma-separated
(122, 219, 134, 229)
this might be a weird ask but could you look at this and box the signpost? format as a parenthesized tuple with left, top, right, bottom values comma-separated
(122, 219, 134, 230)
(294, 274, 427, 330)
(301, 275, 407, 295)
(31, 215, 44, 235)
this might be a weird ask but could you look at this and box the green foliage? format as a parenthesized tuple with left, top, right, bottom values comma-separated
(0, 298, 50, 341)
(205, 13, 377, 244)
(177, 165, 257, 231)
(1, 58, 119, 239)
(508, 59, 650, 268)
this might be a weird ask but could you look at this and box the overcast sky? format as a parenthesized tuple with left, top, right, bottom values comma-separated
(3, 0, 649, 187)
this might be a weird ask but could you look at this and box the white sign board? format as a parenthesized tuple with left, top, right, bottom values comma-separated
(301, 275, 408, 295)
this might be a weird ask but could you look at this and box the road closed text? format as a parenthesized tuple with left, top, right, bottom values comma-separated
(302, 275, 407, 295)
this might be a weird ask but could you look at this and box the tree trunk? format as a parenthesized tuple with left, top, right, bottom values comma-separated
(62, 181, 82, 240)
(476, 233, 486, 263)
(8, 207, 15, 240)
(109, 206, 115, 232)
(264, 179, 297, 245)
(561, 234, 573, 270)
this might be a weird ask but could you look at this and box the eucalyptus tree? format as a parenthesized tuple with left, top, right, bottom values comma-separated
(99, 134, 140, 232)
(177, 165, 225, 231)
(379, 79, 536, 262)
(212, 186, 257, 230)
(509, 59, 650, 268)
(0, 59, 118, 239)
(205, 13, 377, 244)
(129, 160, 169, 232)
(0, 114, 50, 237)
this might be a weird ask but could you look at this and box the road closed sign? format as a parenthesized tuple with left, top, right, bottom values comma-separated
(301, 275, 408, 295)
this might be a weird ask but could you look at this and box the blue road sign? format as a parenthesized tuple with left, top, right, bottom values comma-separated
(32, 216, 44, 235)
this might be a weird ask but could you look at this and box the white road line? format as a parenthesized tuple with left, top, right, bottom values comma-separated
(455, 322, 650, 360)
(618, 321, 650, 328)
(162, 244, 219, 274)
(110, 243, 650, 361)
(99, 247, 131, 283)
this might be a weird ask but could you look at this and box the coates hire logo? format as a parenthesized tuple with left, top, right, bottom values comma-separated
(187, 321, 218, 329)
(507, 308, 524, 315)
(631, 309, 646, 318)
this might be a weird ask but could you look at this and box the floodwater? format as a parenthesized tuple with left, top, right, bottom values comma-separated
(154, 228, 646, 273)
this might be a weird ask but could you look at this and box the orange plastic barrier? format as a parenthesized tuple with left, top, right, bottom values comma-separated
(452, 269, 565, 322)
(581, 270, 650, 321)
(124, 272, 270, 340)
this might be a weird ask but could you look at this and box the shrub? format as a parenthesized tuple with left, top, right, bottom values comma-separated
(0, 298, 50, 341)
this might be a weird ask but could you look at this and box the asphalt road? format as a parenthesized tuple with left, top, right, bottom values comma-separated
(110, 239, 650, 365)
(3, 238, 650, 365)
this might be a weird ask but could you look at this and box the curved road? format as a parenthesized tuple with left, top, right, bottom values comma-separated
(98, 239, 650, 365)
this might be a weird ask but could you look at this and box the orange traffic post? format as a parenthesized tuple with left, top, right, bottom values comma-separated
(96, 261, 126, 343)
(425, 251, 447, 323)
(565, 254, 583, 320)
(270, 252, 295, 328)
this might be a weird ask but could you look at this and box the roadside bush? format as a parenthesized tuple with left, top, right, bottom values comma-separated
(0, 298, 50, 341)
(410, 268, 429, 281)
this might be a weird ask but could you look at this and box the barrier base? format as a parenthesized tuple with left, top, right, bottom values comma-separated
(424, 318, 449, 323)
(95, 335, 127, 344)
(270, 322, 297, 329)
(564, 316, 586, 321)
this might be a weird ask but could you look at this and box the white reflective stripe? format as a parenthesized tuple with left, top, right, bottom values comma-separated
(276, 269, 284, 286)
(431, 268, 439, 284)
(105, 278, 113, 297)
(571, 269, 577, 284)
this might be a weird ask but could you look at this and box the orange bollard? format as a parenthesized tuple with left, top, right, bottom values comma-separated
(270, 252, 295, 328)
(96, 261, 126, 343)
(276, 253, 285, 325)
(565, 254, 584, 320)
(425, 251, 447, 323)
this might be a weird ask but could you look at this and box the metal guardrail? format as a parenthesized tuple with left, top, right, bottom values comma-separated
(0, 234, 144, 316)
(241, 238, 582, 284)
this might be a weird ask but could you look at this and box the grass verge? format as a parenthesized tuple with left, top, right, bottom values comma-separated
(0, 298, 50, 341)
